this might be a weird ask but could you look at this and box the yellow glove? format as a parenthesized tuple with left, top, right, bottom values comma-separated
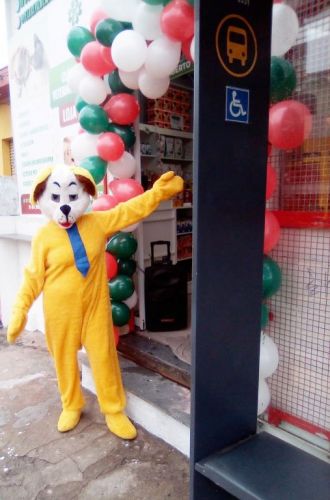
(7, 309, 27, 344)
(153, 171, 184, 201)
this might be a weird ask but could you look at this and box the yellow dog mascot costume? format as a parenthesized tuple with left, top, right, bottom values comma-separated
(7, 164, 183, 439)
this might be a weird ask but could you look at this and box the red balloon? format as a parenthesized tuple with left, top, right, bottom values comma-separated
(267, 143, 272, 156)
(161, 0, 195, 42)
(109, 178, 144, 202)
(99, 45, 116, 73)
(90, 9, 108, 35)
(113, 326, 120, 346)
(268, 100, 312, 150)
(264, 211, 281, 254)
(106, 94, 140, 125)
(266, 163, 277, 200)
(80, 41, 114, 76)
(105, 251, 118, 280)
(97, 132, 125, 161)
(92, 194, 118, 211)
(182, 36, 193, 62)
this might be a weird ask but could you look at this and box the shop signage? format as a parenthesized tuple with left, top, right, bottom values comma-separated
(171, 57, 194, 80)
(16, 0, 54, 29)
(225, 86, 249, 124)
(215, 14, 257, 78)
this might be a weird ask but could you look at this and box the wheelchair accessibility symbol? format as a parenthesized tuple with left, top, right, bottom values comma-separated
(225, 86, 249, 124)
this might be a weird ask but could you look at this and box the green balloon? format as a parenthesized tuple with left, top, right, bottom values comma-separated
(108, 70, 134, 94)
(270, 56, 296, 103)
(75, 96, 87, 113)
(80, 156, 107, 184)
(67, 26, 94, 58)
(117, 258, 137, 276)
(79, 105, 109, 134)
(112, 301, 130, 326)
(261, 303, 269, 329)
(109, 275, 134, 301)
(107, 123, 136, 149)
(96, 18, 124, 47)
(263, 256, 282, 298)
(143, 0, 164, 4)
(162, 0, 172, 4)
(121, 22, 133, 29)
(107, 233, 138, 259)
(187, 0, 194, 4)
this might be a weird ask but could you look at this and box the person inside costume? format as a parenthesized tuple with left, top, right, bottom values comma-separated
(7, 164, 183, 440)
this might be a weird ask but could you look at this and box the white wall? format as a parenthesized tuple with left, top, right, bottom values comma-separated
(0, 215, 45, 331)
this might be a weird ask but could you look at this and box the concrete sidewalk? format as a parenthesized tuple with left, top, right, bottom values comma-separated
(0, 329, 189, 499)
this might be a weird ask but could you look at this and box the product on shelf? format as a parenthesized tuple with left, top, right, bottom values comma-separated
(146, 85, 192, 131)
(177, 233, 192, 260)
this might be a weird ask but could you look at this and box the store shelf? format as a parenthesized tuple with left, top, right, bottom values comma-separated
(141, 154, 192, 162)
(137, 120, 193, 329)
(161, 157, 193, 162)
(139, 123, 193, 139)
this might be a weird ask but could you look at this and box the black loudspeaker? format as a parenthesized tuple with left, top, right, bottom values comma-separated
(145, 241, 188, 331)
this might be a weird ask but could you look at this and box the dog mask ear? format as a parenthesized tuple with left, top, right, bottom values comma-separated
(30, 166, 53, 206)
(72, 166, 97, 198)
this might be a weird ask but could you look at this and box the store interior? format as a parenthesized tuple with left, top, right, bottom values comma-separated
(117, 72, 194, 385)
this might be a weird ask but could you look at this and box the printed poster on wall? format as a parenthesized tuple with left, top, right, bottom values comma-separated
(6, 0, 100, 214)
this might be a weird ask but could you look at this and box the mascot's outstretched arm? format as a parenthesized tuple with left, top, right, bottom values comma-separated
(94, 171, 183, 237)
(7, 233, 46, 344)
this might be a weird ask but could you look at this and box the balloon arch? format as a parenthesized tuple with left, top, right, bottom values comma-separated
(67, 1, 312, 415)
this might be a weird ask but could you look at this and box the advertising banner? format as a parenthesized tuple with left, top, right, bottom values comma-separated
(6, 0, 97, 214)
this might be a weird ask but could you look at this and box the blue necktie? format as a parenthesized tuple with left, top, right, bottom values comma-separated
(66, 224, 90, 277)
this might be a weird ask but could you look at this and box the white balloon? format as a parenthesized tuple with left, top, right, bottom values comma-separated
(111, 30, 147, 72)
(123, 290, 138, 309)
(138, 69, 170, 99)
(119, 69, 141, 90)
(67, 63, 90, 93)
(103, 74, 112, 95)
(190, 36, 195, 62)
(271, 4, 299, 56)
(133, 2, 163, 41)
(145, 36, 181, 78)
(257, 378, 271, 416)
(259, 332, 279, 379)
(71, 133, 99, 163)
(98, 0, 139, 22)
(108, 151, 137, 178)
(78, 74, 107, 105)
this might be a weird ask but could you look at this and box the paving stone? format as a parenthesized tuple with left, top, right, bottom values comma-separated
(0, 329, 189, 499)
(27, 422, 108, 464)
(79, 461, 189, 500)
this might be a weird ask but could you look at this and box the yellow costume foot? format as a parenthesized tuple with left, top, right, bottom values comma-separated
(105, 412, 137, 440)
(57, 409, 81, 432)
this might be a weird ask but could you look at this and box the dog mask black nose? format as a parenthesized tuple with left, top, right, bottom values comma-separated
(60, 205, 71, 216)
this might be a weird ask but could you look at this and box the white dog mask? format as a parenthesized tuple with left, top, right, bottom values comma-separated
(30, 164, 97, 229)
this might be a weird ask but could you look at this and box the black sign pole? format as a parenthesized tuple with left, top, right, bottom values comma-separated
(190, 0, 272, 498)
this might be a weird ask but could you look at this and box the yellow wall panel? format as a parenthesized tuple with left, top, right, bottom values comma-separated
(0, 104, 12, 176)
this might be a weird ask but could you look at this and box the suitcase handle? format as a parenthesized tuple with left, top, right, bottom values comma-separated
(150, 240, 171, 265)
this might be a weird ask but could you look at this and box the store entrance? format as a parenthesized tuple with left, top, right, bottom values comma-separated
(118, 76, 194, 388)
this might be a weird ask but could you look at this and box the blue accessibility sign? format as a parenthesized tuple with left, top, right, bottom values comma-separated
(225, 86, 249, 124)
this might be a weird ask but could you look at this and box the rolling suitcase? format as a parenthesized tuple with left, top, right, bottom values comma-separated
(145, 240, 188, 331)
